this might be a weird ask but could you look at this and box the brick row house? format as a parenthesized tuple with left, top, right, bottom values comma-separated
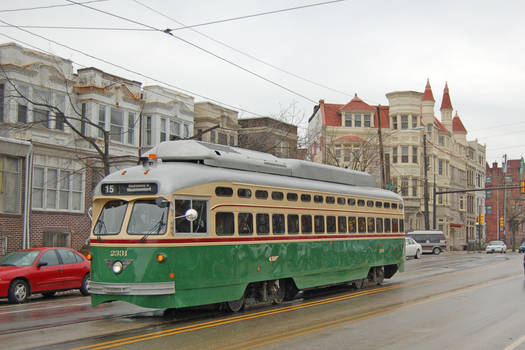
(0, 42, 299, 255)
(307, 80, 486, 250)
(485, 159, 525, 248)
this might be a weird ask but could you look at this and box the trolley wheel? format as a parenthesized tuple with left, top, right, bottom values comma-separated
(225, 294, 246, 313)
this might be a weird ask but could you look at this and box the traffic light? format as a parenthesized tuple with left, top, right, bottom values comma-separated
(521, 181, 525, 194)
(500, 217, 504, 227)
(480, 214, 484, 225)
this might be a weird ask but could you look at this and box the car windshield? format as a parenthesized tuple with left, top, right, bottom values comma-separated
(127, 199, 169, 235)
(0, 250, 40, 266)
(93, 200, 128, 235)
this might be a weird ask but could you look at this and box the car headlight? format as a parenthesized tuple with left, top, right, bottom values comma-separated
(112, 261, 123, 274)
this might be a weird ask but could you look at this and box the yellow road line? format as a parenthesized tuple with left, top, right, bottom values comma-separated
(72, 259, 517, 350)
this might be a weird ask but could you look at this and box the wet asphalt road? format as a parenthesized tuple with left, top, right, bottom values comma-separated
(1, 252, 524, 350)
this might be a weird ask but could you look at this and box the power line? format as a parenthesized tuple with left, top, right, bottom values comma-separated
(0, 29, 265, 117)
(164, 0, 346, 32)
(132, 0, 353, 98)
(65, 0, 317, 104)
(0, 0, 107, 13)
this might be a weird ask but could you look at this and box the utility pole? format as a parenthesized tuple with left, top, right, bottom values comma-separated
(423, 132, 430, 230)
(377, 105, 385, 189)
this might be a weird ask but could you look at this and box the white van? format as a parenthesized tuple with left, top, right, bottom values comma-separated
(406, 230, 447, 255)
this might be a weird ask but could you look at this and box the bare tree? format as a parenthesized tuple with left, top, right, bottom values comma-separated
(1, 66, 141, 177)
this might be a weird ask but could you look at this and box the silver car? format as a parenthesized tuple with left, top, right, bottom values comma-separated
(405, 237, 422, 259)
(485, 241, 507, 254)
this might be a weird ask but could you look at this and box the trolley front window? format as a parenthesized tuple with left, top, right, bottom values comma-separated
(128, 200, 169, 235)
(93, 200, 128, 235)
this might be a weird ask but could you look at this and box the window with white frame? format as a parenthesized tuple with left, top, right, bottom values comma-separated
(344, 114, 352, 127)
(364, 114, 371, 127)
(160, 118, 167, 142)
(0, 156, 21, 214)
(32, 166, 83, 212)
(110, 108, 123, 142)
(354, 114, 362, 127)
(98, 105, 106, 138)
(401, 115, 408, 129)
(145, 116, 152, 145)
(170, 120, 180, 140)
(127, 112, 135, 144)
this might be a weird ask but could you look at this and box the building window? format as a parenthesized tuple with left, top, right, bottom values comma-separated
(393, 147, 398, 163)
(354, 114, 362, 127)
(127, 113, 135, 144)
(364, 114, 371, 127)
(33, 108, 49, 128)
(0, 156, 21, 214)
(17, 104, 28, 123)
(392, 116, 397, 130)
(401, 146, 409, 163)
(160, 118, 167, 142)
(401, 115, 408, 129)
(145, 116, 152, 145)
(169, 120, 180, 140)
(110, 108, 123, 142)
(412, 146, 418, 163)
(344, 114, 352, 127)
(32, 166, 83, 212)
(401, 178, 408, 196)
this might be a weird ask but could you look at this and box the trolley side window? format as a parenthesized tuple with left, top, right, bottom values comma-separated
(272, 214, 285, 234)
(216, 212, 234, 236)
(93, 200, 128, 235)
(348, 217, 357, 233)
(288, 214, 299, 234)
(175, 198, 208, 235)
(301, 215, 312, 234)
(238, 213, 253, 235)
(256, 213, 270, 235)
(338, 216, 347, 233)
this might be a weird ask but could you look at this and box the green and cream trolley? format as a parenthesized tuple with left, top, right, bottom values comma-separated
(88, 140, 405, 311)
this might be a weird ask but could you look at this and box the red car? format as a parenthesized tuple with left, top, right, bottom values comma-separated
(0, 247, 90, 303)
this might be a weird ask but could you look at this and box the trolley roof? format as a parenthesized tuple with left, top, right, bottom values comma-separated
(143, 140, 376, 188)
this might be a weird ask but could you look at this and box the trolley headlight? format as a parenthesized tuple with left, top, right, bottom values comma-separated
(112, 261, 123, 274)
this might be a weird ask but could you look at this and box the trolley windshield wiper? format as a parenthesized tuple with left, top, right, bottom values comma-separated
(140, 211, 166, 242)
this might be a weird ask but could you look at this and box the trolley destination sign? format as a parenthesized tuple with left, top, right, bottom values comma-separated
(101, 183, 158, 195)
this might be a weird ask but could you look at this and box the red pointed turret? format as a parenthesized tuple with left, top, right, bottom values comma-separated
(452, 111, 467, 133)
(440, 82, 453, 111)
(422, 79, 435, 101)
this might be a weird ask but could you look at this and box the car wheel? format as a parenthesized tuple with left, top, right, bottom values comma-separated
(432, 247, 441, 255)
(79, 274, 90, 296)
(415, 249, 421, 259)
(8, 279, 29, 304)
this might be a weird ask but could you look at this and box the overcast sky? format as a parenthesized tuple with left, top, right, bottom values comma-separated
(2, 0, 524, 165)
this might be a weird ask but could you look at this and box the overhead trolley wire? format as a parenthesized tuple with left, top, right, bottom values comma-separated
(65, 0, 317, 104)
(0, 27, 266, 117)
(132, 0, 353, 98)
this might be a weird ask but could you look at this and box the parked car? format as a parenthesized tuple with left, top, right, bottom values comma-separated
(485, 241, 507, 254)
(405, 237, 422, 259)
(406, 230, 447, 255)
(0, 247, 90, 303)
(519, 241, 525, 253)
